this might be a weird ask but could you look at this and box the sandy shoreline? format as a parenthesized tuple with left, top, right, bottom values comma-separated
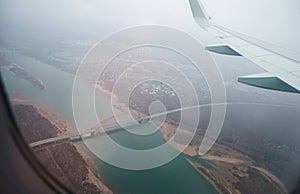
(185, 145, 288, 194)
(201, 155, 244, 165)
(96, 83, 119, 102)
(74, 144, 113, 194)
(186, 158, 227, 194)
(11, 99, 69, 134)
(252, 166, 288, 193)
(157, 119, 288, 193)
(159, 122, 198, 156)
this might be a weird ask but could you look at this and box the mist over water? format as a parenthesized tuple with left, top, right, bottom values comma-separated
(1, 52, 217, 194)
(1, 0, 300, 191)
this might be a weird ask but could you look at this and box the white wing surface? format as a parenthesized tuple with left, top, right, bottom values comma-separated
(189, 0, 300, 93)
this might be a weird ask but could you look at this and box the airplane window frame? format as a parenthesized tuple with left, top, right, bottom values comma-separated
(0, 75, 71, 193)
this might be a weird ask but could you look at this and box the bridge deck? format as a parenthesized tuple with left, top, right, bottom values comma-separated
(29, 119, 146, 149)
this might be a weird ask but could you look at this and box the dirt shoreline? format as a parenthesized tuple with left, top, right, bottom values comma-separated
(12, 99, 113, 193)
(11, 99, 69, 134)
(159, 122, 198, 156)
(74, 144, 113, 194)
(158, 121, 288, 194)
(96, 83, 119, 102)
(252, 166, 288, 193)
(186, 158, 228, 194)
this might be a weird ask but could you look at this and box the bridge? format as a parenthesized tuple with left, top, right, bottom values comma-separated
(29, 103, 210, 150)
(29, 111, 149, 150)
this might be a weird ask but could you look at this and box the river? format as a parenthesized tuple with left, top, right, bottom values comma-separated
(1, 51, 217, 194)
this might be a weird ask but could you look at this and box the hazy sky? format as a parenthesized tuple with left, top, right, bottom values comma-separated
(1, 0, 299, 53)
(201, 0, 300, 53)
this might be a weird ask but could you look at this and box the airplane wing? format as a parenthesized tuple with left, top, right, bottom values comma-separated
(189, 0, 300, 93)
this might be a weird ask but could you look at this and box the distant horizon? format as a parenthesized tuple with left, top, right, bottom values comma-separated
(1, 0, 299, 53)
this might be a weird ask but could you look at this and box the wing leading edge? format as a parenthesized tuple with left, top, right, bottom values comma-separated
(189, 0, 300, 93)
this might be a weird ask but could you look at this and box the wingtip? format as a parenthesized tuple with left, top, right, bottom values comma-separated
(188, 0, 211, 29)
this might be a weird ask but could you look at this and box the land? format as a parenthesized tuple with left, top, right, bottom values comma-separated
(186, 146, 287, 194)
(2, 34, 299, 193)
(79, 41, 299, 192)
(12, 101, 112, 194)
(160, 122, 288, 194)
(97, 79, 289, 193)
(92, 64, 293, 193)
(159, 122, 198, 156)
(96, 83, 119, 102)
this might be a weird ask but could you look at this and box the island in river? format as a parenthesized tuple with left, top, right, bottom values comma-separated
(11, 99, 112, 194)
(0, 57, 46, 89)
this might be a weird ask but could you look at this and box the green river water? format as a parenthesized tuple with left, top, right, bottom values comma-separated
(1, 52, 217, 194)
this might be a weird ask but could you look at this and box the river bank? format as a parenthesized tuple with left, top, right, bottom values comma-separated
(11, 99, 69, 134)
(96, 83, 119, 102)
(186, 143, 287, 194)
(11, 100, 113, 193)
(64, 71, 289, 194)
(157, 119, 288, 193)
(159, 122, 198, 156)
